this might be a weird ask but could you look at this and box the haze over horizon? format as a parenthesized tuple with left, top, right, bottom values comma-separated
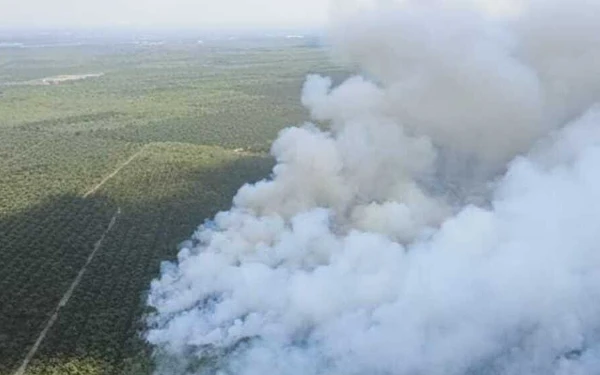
(0, 0, 330, 30)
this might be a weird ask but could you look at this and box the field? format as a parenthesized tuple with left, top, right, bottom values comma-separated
(0, 32, 347, 375)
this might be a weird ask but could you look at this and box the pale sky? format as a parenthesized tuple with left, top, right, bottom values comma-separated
(0, 0, 331, 29)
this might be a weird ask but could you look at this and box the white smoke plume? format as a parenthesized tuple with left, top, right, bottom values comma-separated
(146, 0, 600, 374)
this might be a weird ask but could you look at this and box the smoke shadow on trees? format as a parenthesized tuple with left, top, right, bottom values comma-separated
(0, 154, 274, 375)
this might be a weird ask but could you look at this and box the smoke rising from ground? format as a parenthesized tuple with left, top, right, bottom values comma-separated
(146, 0, 600, 374)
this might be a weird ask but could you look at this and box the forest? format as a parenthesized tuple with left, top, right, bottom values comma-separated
(0, 35, 347, 375)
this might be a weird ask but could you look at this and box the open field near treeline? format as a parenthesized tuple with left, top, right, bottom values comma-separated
(0, 32, 348, 375)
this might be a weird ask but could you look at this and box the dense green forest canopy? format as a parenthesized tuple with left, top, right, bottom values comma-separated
(0, 32, 347, 375)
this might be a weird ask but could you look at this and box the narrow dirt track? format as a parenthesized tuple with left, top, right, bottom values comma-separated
(83, 145, 147, 198)
(12, 209, 121, 375)
(13, 143, 147, 374)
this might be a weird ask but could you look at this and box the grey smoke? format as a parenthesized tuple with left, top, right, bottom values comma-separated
(146, 1, 600, 374)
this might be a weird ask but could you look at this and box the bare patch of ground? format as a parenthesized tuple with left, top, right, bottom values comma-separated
(1, 73, 104, 87)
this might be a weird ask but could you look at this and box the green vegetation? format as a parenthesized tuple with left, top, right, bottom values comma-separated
(0, 37, 347, 375)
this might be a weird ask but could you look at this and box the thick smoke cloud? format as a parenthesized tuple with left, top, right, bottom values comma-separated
(146, 0, 600, 374)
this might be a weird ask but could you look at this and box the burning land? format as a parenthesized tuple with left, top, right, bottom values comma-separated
(3, 0, 600, 375)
